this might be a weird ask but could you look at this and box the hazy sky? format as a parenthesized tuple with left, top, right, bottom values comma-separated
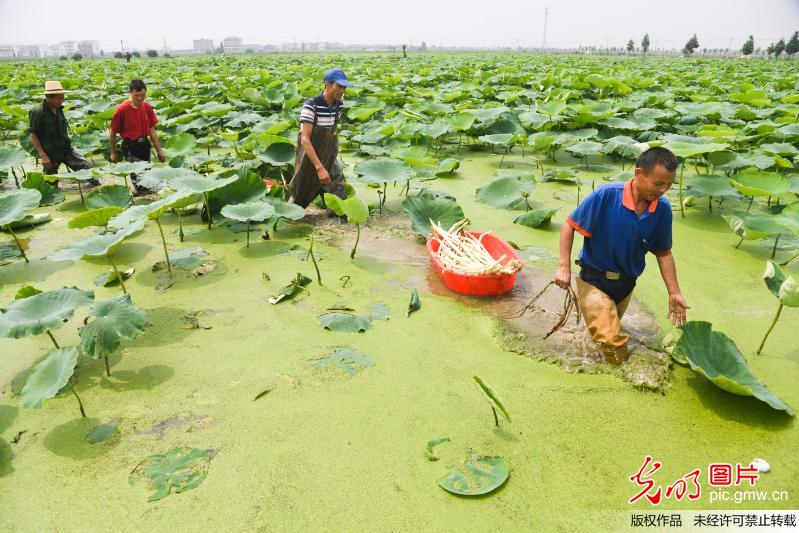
(1, 0, 797, 50)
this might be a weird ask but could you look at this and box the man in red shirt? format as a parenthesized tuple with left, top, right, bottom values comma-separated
(109, 79, 165, 193)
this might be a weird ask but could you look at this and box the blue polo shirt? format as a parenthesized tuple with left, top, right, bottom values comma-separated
(567, 179, 672, 278)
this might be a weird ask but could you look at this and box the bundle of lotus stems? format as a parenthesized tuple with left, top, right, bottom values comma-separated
(430, 219, 523, 276)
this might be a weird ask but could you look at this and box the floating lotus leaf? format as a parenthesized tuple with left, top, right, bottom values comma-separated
(0, 189, 42, 227)
(80, 294, 148, 358)
(130, 447, 211, 502)
(220, 201, 275, 223)
(0, 145, 27, 171)
(20, 347, 79, 409)
(438, 456, 509, 496)
(317, 313, 372, 333)
(435, 158, 460, 175)
(163, 134, 196, 159)
(309, 347, 375, 375)
(68, 206, 124, 229)
(354, 157, 413, 184)
(15, 285, 42, 299)
(475, 176, 535, 210)
(323, 195, 368, 224)
(424, 437, 450, 461)
(390, 146, 436, 167)
(21, 172, 64, 206)
(0, 287, 94, 339)
(512, 208, 559, 228)
(729, 172, 791, 198)
(674, 321, 794, 415)
(256, 143, 295, 166)
(763, 261, 799, 307)
(49, 219, 144, 261)
(86, 424, 117, 444)
(401, 190, 464, 236)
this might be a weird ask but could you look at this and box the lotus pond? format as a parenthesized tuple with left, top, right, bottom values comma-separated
(1, 54, 798, 531)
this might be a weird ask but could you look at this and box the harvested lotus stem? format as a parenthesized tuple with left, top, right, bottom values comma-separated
(430, 219, 523, 275)
(500, 281, 581, 339)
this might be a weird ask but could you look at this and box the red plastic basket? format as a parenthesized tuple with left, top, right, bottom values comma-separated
(426, 230, 524, 296)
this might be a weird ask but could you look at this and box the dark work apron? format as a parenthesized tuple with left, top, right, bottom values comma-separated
(288, 123, 346, 208)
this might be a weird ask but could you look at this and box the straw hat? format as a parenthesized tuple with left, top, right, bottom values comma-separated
(41, 80, 69, 95)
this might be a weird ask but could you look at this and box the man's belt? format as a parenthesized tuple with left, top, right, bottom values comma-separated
(575, 260, 633, 280)
(122, 137, 148, 143)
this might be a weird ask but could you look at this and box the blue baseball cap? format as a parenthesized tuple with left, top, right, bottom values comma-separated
(323, 67, 354, 87)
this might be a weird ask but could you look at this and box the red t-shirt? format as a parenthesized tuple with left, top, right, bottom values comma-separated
(110, 100, 158, 139)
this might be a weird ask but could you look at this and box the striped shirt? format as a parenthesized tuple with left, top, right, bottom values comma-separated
(299, 93, 342, 128)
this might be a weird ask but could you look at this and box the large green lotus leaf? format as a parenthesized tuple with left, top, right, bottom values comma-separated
(354, 157, 413, 184)
(518, 111, 551, 130)
(166, 174, 238, 194)
(478, 133, 516, 146)
(599, 117, 640, 130)
(435, 158, 460, 176)
(774, 123, 799, 140)
(262, 197, 306, 220)
(760, 143, 799, 157)
(59, 169, 97, 182)
(256, 143, 295, 166)
(323, 195, 368, 223)
(137, 167, 196, 190)
(662, 141, 728, 158)
(0, 145, 27, 170)
(763, 261, 799, 307)
(447, 112, 476, 131)
(317, 312, 372, 333)
(438, 456, 509, 496)
(475, 176, 535, 210)
(401, 190, 465, 236)
(512, 207, 559, 228)
(602, 136, 642, 159)
(722, 212, 782, 240)
(20, 347, 79, 409)
(131, 447, 210, 502)
(21, 172, 65, 206)
(0, 288, 94, 339)
(566, 140, 603, 157)
(163, 133, 197, 159)
(220, 201, 275, 223)
(105, 161, 150, 176)
(465, 107, 508, 124)
(419, 120, 451, 139)
(108, 199, 171, 229)
(253, 133, 295, 149)
(775, 202, 799, 235)
(49, 219, 144, 261)
(68, 206, 124, 229)
(160, 189, 201, 210)
(674, 321, 794, 415)
(207, 170, 266, 214)
(194, 101, 235, 117)
(729, 172, 791, 197)
(685, 175, 739, 198)
(80, 294, 147, 358)
(0, 189, 42, 227)
(390, 146, 436, 167)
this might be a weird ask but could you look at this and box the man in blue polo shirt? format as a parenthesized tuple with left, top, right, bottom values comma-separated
(289, 67, 353, 209)
(555, 147, 688, 364)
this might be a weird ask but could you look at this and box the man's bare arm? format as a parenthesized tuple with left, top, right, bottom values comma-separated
(109, 128, 118, 162)
(29, 133, 51, 169)
(555, 222, 575, 289)
(149, 127, 165, 162)
(655, 253, 688, 325)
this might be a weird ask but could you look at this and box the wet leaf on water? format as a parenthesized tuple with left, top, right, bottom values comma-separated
(406, 289, 421, 317)
(309, 347, 374, 375)
(317, 313, 372, 333)
(437, 456, 509, 496)
(269, 273, 312, 304)
(86, 423, 117, 444)
(94, 267, 135, 287)
(425, 437, 450, 461)
(129, 447, 211, 502)
(153, 247, 208, 271)
(370, 302, 391, 321)
(14, 285, 42, 300)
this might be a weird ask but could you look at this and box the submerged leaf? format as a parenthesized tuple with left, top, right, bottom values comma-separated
(86, 424, 117, 444)
(674, 321, 794, 415)
(130, 447, 211, 502)
(309, 347, 375, 375)
(425, 437, 450, 461)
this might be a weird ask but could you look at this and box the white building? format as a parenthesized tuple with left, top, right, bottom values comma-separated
(193, 38, 214, 53)
(0, 45, 16, 58)
(221, 36, 243, 53)
(78, 40, 101, 57)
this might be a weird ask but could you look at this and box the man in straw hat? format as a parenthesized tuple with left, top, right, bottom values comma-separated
(28, 81, 96, 182)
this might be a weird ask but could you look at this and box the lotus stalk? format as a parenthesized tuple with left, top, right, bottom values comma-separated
(4, 225, 29, 262)
(68, 384, 86, 418)
(107, 255, 127, 294)
(757, 303, 783, 355)
(203, 192, 212, 230)
(46, 330, 60, 349)
(155, 219, 172, 273)
(781, 251, 799, 267)
(306, 234, 322, 285)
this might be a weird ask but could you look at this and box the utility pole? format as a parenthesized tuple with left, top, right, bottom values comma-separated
(542, 7, 549, 49)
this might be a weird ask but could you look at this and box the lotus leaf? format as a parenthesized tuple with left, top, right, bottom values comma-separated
(729, 172, 791, 198)
(166, 173, 238, 194)
(130, 447, 211, 502)
(0, 287, 94, 339)
(49, 219, 144, 261)
(105, 161, 150, 176)
(68, 207, 124, 229)
(435, 158, 460, 175)
(475, 176, 535, 210)
(763, 261, 799, 307)
(21, 172, 64, 206)
(438, 456, 509, 496)
(317, 312, 372, 333)
(323, 195, 368, 223)
(0, 145, 27, 171)
(513, 208, 559, 228)
(662, 141, 728, 158)
(80, 294, 148, 359)
(0, 189, 41, 227)
(674, 321, 793, 415)
(256, 143, 295, 166)
(354, 157, 413, 184)
(401, 190, 464, 236)
(309, 347, 374, 375)
(424, 437, 450, 461)
(20, 347, 79, 409)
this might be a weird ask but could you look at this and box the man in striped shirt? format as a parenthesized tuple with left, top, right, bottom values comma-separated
(289, 68, 353, 208)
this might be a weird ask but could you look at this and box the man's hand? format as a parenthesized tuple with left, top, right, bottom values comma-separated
(554, 265, 572, 289)
(110, 151, 118, 163)
(156, 148, 165, 163)
(317, 166, 332, 185)
(40, 153, 52, 171)
(667, 293, 689, 326)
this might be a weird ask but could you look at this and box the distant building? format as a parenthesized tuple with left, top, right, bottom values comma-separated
(0, 45, 16, 58)
(48, 41, 77, 57)
(222, 36, 243, 53)
(17, 45, 45, 58)
(78, 40, 100, 57)
(193, 38, 214, 53)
